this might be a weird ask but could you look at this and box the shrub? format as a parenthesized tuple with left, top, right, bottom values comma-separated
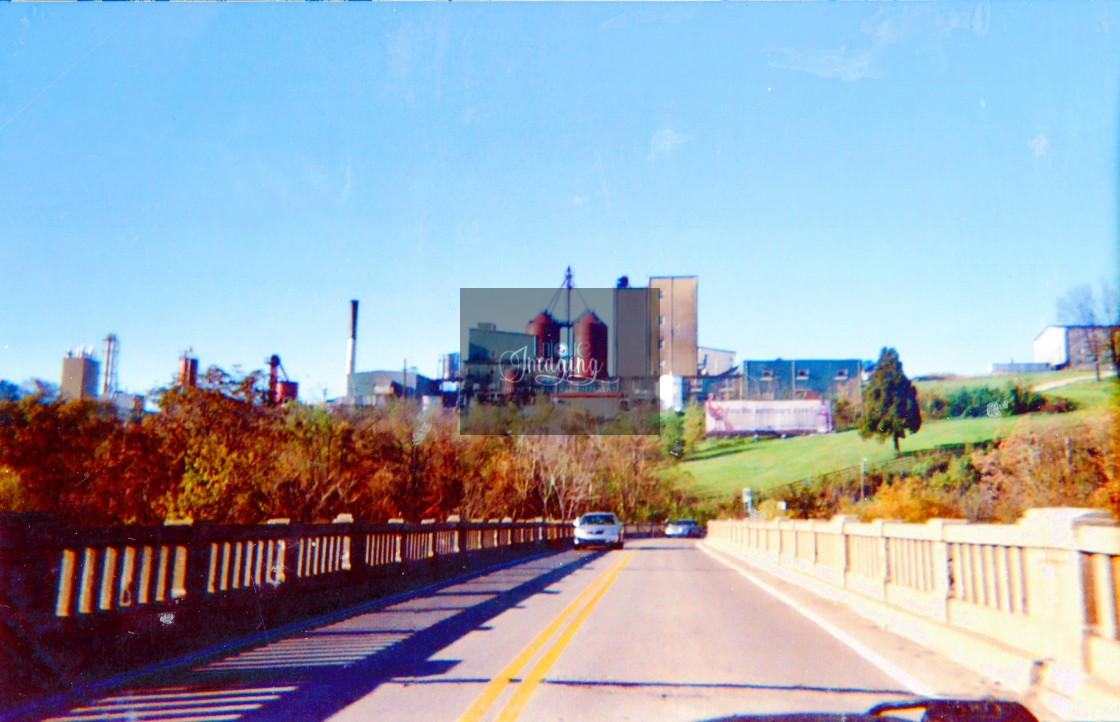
(831, 397, 862, 431)
(967, 418, 1111, 522)
(857, 476, 959, 523)
(757, 498, 789, 520)
(920, 391, 949, 421)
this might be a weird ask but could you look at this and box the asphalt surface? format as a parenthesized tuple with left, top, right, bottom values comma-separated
(23, 539, 1015, 722)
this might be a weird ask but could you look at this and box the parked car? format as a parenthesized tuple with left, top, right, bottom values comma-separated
(573, 512, 624, 550)
(664, 519, 702, 538)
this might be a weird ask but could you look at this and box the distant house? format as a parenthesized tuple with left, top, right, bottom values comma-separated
(1033, 325, 1118, 371)
(741, 359, 862, 401)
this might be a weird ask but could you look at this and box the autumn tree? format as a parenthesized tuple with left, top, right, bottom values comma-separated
(150, 367, 283, 523)
(0, 396, 119, 521)
(860, 348, 922, 453)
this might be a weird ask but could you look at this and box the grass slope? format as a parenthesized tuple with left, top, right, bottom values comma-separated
(680, 377, 1115, 500)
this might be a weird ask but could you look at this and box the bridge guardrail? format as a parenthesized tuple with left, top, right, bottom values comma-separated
(0, 513, 572, 627)
(708, 508, 1120, 714)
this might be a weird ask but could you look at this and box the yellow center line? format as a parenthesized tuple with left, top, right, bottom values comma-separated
(457, 551, 635, 722)
(494, 550, 635, 722)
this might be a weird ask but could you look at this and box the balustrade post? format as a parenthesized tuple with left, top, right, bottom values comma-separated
(334, 514, 362, 581)
(178, 520, 213, 603)
(1019, 508, 1117, 672)
(926, 518, 969, 623)
(0, 512, 62, 616)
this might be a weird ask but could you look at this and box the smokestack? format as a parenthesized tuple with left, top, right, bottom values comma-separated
(347, 300, 358, 379)
(179, 349, 198, 389)
(102, 334, 119, 398)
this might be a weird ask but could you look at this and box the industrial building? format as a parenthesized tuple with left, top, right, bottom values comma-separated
(463, 322, 539, 399)
(348, 369, 436, 406)
(698, 347, 736, 376)
(649, 276, 698, 377)
(741, 359, 862, 401)
(612, 283, 660, 379)
(58, 336, 145, 419)
(455, 272, 662, 431)
(60, 348, 100, 402)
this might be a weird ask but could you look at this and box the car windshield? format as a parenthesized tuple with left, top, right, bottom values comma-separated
(581, 515, 617, 526)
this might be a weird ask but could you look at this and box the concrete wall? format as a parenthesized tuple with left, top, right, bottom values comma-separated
(707, 509, 1120, 719)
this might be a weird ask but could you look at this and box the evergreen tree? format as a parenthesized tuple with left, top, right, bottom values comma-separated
(860, 347, 922, 453)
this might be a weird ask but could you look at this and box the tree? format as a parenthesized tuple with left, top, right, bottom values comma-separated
(681, 401, 707, 456)
(860, 348, 922, 453)
(0, 381, 19, 402)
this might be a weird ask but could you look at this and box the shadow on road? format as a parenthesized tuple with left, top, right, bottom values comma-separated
(10, 551, 604, 722)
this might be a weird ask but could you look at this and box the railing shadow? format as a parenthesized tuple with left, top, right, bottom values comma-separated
(14, 551, 604, 722)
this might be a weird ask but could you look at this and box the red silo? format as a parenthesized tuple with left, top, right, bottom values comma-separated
(526, 311, 561, 359)
(572, 311, 608, 380)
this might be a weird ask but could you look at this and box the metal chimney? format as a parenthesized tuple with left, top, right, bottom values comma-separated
(347, 299, 358, 381)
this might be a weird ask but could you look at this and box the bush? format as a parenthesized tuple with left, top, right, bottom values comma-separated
(966, 418, 1111, 522)
(856, 476, 959, 523)
(933, 383, 1060, 419)
(757, 498, 789, 520)
(920, 391, 949, 421)
(831, 397, 862, 432)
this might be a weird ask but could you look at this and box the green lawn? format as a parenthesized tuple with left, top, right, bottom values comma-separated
(679, 377, 1116, 500)
(913, 368, 1090, 397)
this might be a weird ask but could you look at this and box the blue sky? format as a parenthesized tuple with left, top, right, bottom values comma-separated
(2, 1, 1117, 400)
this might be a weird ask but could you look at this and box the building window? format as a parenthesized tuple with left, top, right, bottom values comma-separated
(796, 369, 809, 381)
(760, 370, 773, 381)
(834, 369, 849, 381)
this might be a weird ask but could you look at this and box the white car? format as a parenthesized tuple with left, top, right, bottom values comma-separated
(573, 512, 624, 550)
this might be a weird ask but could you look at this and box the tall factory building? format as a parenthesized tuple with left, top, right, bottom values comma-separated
(613, 285, 659, 378)
(649, 276, 698, 377)
(60, 349, 100, 401)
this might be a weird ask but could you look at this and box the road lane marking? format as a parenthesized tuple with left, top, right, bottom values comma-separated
(495, 550, 635, 721)
(457, 551, 634, 722)
(699, 543, 938, 698)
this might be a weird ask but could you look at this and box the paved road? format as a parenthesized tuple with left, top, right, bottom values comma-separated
(26, 539, 1014, 722)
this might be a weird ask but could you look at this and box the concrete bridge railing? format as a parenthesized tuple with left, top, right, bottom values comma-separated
(707, 508, 1120, 717)
(0, 513, 571, 634)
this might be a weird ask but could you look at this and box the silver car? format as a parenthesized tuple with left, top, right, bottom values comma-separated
(573, 512, 624, 550)
(665, 519, 702, 538)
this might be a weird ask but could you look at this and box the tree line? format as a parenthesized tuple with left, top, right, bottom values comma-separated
(0, 368, 703, 527)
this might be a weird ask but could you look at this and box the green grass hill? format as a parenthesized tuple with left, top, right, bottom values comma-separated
(677, 374, 1115, 501)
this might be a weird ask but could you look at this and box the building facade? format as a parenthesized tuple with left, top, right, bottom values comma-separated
(698, 347, 736, 376)
(613, 286, 660, 379)
(741, 359, 862, 401)
(1033, 325, 1118, 370)
(649, 276, 698, 377)
(60, 352, 100, 401)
